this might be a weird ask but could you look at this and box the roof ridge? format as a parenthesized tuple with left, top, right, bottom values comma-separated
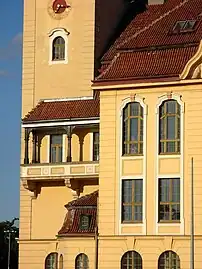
(96, 53, 120, 80)
(117, 0, 190, 49)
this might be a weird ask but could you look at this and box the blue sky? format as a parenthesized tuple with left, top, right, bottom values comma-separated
(0, 1, 22, 221)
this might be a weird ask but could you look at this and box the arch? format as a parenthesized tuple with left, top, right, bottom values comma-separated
(52, 36, 65, 61)
(158, 251, 180, 269)
(121, 251, 142, 269)
(159, 99, 181, 154)
(75, 253, 89, 269)
(122, 101, 144, 155)
(45, 252, 58, 269)
(48, 28, 69, 64)
(156, 93, 184, 155)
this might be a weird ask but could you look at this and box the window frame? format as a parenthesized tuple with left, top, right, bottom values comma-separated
(158, 178, 180, 223)
(45, 252, 58, 269)
(122, 179, 143, 223)
(52, 36, 65, 61)
(75, 253, 89, 269)
(122, 102, 144, 156)
(121, 251, 142, 269)
(158, 251, 180, 269)
(159, 99, 181, 155)
(48, 28, 69, 65)
(50, 134, 63, 163)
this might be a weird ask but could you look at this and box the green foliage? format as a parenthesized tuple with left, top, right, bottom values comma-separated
(0, 219, 19, 269)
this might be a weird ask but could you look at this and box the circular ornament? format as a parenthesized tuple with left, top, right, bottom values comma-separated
(48, 0, 71, 20)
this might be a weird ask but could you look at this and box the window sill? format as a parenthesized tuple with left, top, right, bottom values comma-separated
(49, 59, 68, 65)
(159, 153, 180, 156)
(121, 221, 143, 225)
(158, 221, 180, 224)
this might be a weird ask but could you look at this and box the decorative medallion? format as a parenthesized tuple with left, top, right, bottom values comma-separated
(48, 0, 71, 20)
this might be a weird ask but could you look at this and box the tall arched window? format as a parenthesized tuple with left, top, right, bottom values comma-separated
(158, 251, 180, 269)
(123, 102, 143, 155)
(45, 253, 58, 269)
(159, 100, 180, 154)
(121, 251, 142, 269)
(75, 253, 89, 269)
(52, 37, 65, 61)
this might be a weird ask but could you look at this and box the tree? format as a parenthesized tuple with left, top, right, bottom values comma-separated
(0, 219, 19, 269)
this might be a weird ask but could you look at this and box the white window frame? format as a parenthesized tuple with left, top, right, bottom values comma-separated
(119, 95, 147, 235)
(155, 93, 184, 235)
(48, 28, 70, 65)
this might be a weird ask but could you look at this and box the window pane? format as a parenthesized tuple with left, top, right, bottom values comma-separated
(130, 102, 139, 116)
(166, 141, 176, 153)
(134, 180, 143, 202)
(51, 147, 57, 163)
(130, 118, 138, 141)
(123, 205, 132, 221)
(123, 181, 132, 203)
(167, 116, 175, 139)
(134, 205, 142, 221)
(160, 179, 169, 202)
(172, 178, 180, 202)
(166, 101, 176, 114)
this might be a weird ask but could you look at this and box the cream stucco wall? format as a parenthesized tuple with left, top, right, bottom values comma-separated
(99, 83, 202, 239)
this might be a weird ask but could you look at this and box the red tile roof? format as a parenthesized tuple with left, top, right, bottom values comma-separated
(23, 97, 99, 123)
(58, 191, 98, 236)
(98, 45, 198, 81)
(66, 190, 98, 208)
(97, 0, 202, 82)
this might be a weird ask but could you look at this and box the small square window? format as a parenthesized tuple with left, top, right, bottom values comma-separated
(79, 215, 92, 231)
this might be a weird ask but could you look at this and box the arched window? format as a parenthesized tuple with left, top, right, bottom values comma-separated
(159, 100, 180, 154)
(123, 102, 143, 155)
(59, 254, 63, 269)
(121, 251, 142, 269)
(45, 253, 58, 269)
(158, 251, 180, 269)
(52, 37, 65, 61)
(75, 253, 89, 269)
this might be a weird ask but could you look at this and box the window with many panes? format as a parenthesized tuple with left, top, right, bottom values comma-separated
(75, 253, 89, 269)
(93, 132, 99, 161)
(79, 215, 91, 231)
(52, 36, 65, 61)
(122, 179, 143, 223)
(121, 251, 142, 269)
(45, 253, 58, 269)
(123, 102, 143, 155)
(158, 251, 180, 269)
(50, 135, 63, 163)
(159, 178, 180, 222)
(159, 100, 180, 154)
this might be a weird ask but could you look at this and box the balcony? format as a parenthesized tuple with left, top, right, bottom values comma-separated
(21, 124, 99, 197)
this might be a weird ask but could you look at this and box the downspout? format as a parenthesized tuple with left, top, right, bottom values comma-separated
(95, 194, 99, 269)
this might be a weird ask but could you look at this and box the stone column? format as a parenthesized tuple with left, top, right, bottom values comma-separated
(66, 126, 72, 162)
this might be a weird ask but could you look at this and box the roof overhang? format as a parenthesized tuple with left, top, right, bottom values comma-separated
(22, 118, 100, 128)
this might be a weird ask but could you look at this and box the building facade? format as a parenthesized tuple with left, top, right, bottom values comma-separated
(20, 0, 202, 268)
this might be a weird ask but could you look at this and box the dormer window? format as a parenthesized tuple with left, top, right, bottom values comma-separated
(172, 20, 197, 33)
(48, 28, 70, 65)
(79, 215, 92, 231)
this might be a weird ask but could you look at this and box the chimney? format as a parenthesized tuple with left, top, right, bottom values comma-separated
(147, 0, 165, 4)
